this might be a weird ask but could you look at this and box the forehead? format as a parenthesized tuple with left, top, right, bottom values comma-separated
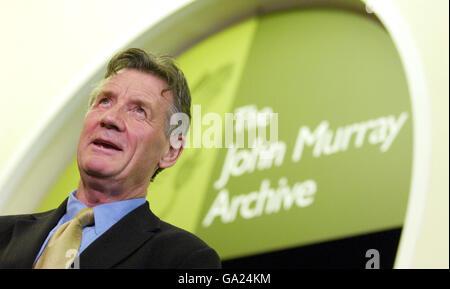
(102, 68, 172, 103)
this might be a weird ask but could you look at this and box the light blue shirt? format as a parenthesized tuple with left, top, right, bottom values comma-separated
(34, 190, 146, 265)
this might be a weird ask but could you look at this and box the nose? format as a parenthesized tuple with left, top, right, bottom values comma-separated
(100, 106, 125, 132)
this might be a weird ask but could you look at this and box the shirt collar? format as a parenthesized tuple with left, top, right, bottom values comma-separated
(66, 190, 146, 235)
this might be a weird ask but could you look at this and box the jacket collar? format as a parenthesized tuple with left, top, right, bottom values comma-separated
(0, 199, 159, 269)
(79, 201, 160, 268)
(0, 199, 68, 268)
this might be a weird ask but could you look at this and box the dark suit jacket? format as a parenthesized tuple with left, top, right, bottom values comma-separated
(0, 199, 221, 269)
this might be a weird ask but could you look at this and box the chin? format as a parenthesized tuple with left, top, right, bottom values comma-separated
(81, 158, 120, 179)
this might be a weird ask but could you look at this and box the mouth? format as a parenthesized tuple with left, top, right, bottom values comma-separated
(92, 138, 122, 151)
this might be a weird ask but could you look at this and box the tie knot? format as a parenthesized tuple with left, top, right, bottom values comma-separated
(74, 207, 95, 227)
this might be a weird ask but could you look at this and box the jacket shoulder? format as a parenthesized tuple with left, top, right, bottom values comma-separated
(157, 220, 210, 248)
(148, 220, 221, 269)
(0, 213, 31, 230)
(0, 209, 56, 236)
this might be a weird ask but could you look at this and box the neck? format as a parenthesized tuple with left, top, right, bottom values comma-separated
(76, 177, 148, 207)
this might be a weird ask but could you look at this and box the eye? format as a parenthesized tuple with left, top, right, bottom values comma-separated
(137, 107, 146, 114)
(134, 106, 147, 118)
(99, 97, 111, 105)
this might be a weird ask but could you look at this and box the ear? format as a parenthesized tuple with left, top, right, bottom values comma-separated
(158, 134, 185, 169)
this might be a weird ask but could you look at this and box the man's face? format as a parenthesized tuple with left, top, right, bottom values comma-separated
(77, 68, 172, 188)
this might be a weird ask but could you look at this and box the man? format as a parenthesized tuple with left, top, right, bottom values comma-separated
(0, 48, 221, 269)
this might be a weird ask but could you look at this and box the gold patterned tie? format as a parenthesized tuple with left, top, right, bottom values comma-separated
(34, 207, 95, 269)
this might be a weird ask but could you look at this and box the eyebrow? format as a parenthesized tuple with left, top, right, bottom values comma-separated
(100, 89, 155, 115)
(133, 97, 154, 113)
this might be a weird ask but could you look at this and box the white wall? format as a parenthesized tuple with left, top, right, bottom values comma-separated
(0, 0, 447, 268)
(392, 0, 449, 269)
(0, 0, 191, 173)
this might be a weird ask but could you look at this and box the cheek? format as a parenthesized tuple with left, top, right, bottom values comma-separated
(79, 115, 98, 148)
(136, 132, 168, 164)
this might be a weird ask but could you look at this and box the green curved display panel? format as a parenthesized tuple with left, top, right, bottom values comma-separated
(39, 9, 412, 260)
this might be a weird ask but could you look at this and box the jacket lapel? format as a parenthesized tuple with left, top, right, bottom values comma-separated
(0, 199, 67, 268)
(80, 201, 160, 268)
